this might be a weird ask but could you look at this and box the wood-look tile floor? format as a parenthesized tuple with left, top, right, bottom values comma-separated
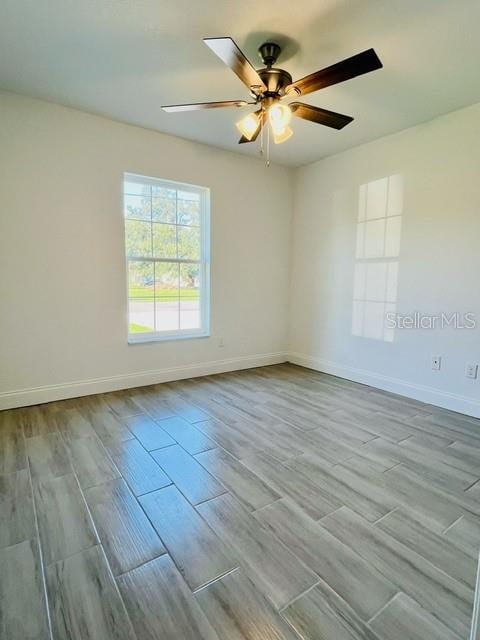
(1, 363, 479, 639)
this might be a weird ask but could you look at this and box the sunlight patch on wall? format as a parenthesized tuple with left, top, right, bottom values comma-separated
(352, 175, 403, 342)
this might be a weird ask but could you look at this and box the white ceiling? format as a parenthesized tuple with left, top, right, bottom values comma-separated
(1, 0, 479, 166)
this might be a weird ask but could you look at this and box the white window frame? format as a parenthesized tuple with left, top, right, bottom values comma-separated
(124, 172, 211, 344)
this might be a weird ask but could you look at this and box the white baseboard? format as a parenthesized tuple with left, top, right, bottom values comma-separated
(0, 352, 287, 410)
(288, 352, 480, 419)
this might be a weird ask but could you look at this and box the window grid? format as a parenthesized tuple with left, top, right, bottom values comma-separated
(124, 173, 210, 343)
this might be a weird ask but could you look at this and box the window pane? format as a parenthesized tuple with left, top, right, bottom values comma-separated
(125, 219, 152, 257)
(152, 197, 176, 223)
(128, 261, 154, 333)
(124, 194, 151, 220)
(154, 262, 179, 332)
(153, 223, 177, 259)
(124, 181, 151, 197)
(152, 186, 176, 199)
(178, 225, 200, 260)
(177, 197, 200, 226)
(180, 263, 200, 330)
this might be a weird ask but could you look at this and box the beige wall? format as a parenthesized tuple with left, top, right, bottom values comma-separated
(0, 91, 292, 407)
(289, 103, 480, 417)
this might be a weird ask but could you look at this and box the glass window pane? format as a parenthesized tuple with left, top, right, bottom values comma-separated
(125, 220, 152, 257)
(151, 186, 176, 199)
(180, 264, 200, 330)
(178, 225, 200, 260)
(124, 181, 151, 197)
(154, 262, 179, 332)
(124, 194, 151, 220)
(128, 261, 154, 333)
(153, 223, 177, 259)
(177, 197, 200, 226)
(152, 197, 176, 223)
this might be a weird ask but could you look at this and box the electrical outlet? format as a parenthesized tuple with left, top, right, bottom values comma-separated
(431, 356, 441, 371)
(218, 337, 224, 348)
(465, 363, 478, 379)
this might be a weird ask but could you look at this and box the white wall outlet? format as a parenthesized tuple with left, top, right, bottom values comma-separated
(218, 337, 224, 348)
(431, 356, 441, 371)
(465, 363, 478, 379)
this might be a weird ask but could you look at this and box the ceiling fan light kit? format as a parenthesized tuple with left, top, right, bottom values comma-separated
(162, 36, 383, 163)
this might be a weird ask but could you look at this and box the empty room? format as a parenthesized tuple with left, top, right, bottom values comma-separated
(1, 1, 480, 639)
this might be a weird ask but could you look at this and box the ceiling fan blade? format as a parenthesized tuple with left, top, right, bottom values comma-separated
(238, 109, 265, 144)
(204, 37, 267, 94)
(162, 100, 251, 112)
(290, 102, 353, 129)
(285, 48, 382, 97)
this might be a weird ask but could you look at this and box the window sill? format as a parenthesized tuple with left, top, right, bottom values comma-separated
(128, 331, 210, 345)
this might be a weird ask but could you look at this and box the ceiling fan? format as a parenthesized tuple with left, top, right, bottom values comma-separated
(162, 37, 382, 147)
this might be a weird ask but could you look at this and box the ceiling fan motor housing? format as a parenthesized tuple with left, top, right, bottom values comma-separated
(256, 42, 292, 97)
(258, 67, 293, 96)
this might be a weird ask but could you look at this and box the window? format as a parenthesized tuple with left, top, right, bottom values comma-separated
(123, 173, 210, 343)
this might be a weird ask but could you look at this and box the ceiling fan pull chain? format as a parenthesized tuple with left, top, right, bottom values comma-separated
(259, 106, 265, 159)
(266, 118, 271, 167)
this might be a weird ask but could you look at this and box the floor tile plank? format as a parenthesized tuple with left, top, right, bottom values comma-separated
(196, 447, 280, 511)
(256, 498, 398, 620)
(197, 493, 318, 609)
(104, 437, 171, 496)
(151, 444, 226, 505)
(27, 433, 72, 481)
(0, 412, 26, 474)
(139, 485, 237, 591)
(0, 539, 50, 640)
(320, 506, 473, 637)
(157, 416, 216, 454)
(444, 514, 480, 558)
(118, 554, 220, 640)
(285, 452, 396, 522)
(85, 477, 166, 576)
(242, 451, 340, 520)
(65, 434, 120, 489)
(86, 408, 135, 444)
(376, 507, 476, 587)
(46, 545, 136, 640)
(0, 469, 35, 549)
(370, 592, 462, 640)
(20, 405, 58, 438)
(34, 473, 98, 566)
(282, 579, 381, 640)
(195, 569, 298, 640)
(124, 414, 175, 451)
